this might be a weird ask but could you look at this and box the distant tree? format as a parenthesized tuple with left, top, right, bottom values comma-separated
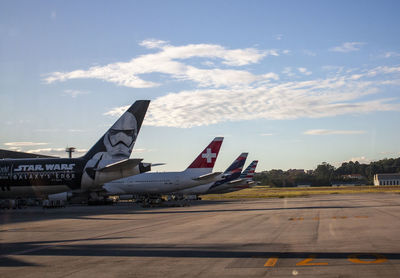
(254, 156, 400, 187)
(313, 162, 335, 186)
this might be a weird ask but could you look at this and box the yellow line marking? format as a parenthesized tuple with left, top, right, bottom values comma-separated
(347, 254, 387, 264)
(296, 255, 329, 266)
(264, 257, 278, 267)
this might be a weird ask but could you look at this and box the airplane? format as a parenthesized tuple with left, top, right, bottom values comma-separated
(102, 137, 224, 203)
(0, 100, 151, 200)
(206, 160, 259, 194)
(173, 152, 248, 199)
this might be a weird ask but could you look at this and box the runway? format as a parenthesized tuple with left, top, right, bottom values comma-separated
(1, 193, 400, 277)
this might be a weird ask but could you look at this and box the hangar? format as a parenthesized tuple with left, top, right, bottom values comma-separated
(374, 173, 400, 186)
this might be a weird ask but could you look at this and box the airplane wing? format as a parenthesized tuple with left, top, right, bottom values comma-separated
(95, 158, 143, 173)
(192, 172, 222, 181)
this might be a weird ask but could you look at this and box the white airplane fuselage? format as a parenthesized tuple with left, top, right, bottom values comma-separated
(103, 168, 213, 195)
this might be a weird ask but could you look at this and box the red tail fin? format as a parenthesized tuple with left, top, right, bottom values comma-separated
(187, 137, 224, 169)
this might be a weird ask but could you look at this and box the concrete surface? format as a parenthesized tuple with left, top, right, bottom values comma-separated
(1, 193, 400, 277)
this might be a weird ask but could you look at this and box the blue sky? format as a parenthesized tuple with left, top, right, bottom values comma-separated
(1, 0, 400, 172)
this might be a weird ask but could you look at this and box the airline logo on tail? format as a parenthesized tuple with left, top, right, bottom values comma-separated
(202, 148, 217, 163)
(223, 153, 248, 176)
(207, 153, 248, 191)
(81, 100, 150, 188)
(241, 160, 258, 179)
(187, 137, 223, 169)
(83, 100, 150, 161)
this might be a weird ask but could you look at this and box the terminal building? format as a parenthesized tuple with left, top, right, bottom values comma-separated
(374, 173, 400, 186)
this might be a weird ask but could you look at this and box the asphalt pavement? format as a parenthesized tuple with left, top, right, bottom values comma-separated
(1, 193, 400, 277)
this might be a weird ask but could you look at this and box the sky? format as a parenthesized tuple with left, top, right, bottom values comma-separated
(1, 0, 400, 172)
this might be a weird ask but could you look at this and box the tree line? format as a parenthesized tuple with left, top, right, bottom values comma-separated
(254, 157, 400, 187)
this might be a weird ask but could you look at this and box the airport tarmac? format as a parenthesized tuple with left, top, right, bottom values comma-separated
(1, 193, 400, 277)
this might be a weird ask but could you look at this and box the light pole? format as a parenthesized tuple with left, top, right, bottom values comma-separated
(65, 147, 76, 159)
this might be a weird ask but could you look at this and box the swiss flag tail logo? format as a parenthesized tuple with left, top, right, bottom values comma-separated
(187, 137, 224, 169)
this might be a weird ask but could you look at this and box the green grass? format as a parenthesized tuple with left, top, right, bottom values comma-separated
(201, 185, 400, 200)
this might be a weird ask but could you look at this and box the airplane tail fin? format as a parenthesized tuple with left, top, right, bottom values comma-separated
(186, 137, 223, 170)
(222, 152, 248, 177)
(208, 152, 248, 190)
(82, 100, 150, 161)
(240, 160, 258, 179)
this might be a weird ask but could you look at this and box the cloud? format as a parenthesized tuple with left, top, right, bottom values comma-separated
(282, 67, 295, 77)
(330, 42, 365, 53)
(104, 105, 129, 117)
(139, 39, 168, 49)
(44, 40, 271, 88)
(63, 89, 90, 98)
(346, 156, 371, 164)
(381, 52, 400, 58)
(103, 65, 400, 128)
(132, 148, 156, 153)
(275, 34, 283, 41)
(298, 67, 312, 76)
(26, 148, 87, 157)
(4, 142, 48, 147)
(33, 128, 86, 133)
(260, 133, 275, 136)
(303, 50, 317, 56)
(304, 129, 366, 135)
(43, 40, 400, 128)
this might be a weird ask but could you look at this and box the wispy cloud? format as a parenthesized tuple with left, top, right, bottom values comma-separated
(282, 67, 295, 77)
(304, 129, 366, 135)
(260, 133, 276, 136)
(33, 128, 86, 133)
(44, 40, 400, 128)
(381, 51, 400, 58)
(63, 89, 90, 98)
(104, 106, 129, 117)
(26, 148, 87, 157)
(298, 67, 312, 76)
(104, 64, 400, 128)
(330, 42, 365, 53)
(342, 156, 371, 164)
(44, 40, 273, 89)
(4, 142, 48, 147)
(133, 148, 156, 153)
(303, 50, 317, 56)
(139, 39, 168, 49)
(275, 34, 283, 41)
